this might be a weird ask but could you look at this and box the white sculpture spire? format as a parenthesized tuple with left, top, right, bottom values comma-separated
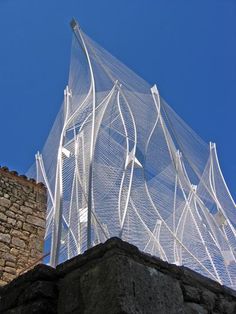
(28, 19, 236, 289)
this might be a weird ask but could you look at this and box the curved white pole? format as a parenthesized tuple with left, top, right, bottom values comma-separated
(130, 198, 169, 261)
(117, 89, 130, 226)
(71, 20, 96, 249)
(118, 87, 138, 237)
(50, 86, 71, 267)
(209, 144, 236, 238)
(211, 143, 236, 207)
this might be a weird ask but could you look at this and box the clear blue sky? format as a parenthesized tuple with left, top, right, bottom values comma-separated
(0, 0, 235, 198)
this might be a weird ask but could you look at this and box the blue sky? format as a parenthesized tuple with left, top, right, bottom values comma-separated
(0, 0, 235, 198)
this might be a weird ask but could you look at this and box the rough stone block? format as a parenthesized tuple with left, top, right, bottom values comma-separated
(15, 214, 25, 222)
(184, 302, 208, 314)
(10, 248, 19, 256)
(217, 297, 236, 314)
(182, 284, 201, 303)
(0, 259, 5, 267)
(0, 233, 11, 244)
(5, 267, 16, 275)
(11, 230, 28, 241)
(23, 222, 37, 234)
(29, 234, 43, 251)
(5, 299, 57, 314)
(12, 237, 26, 249)
(20, 206, 33, 214)
(0, 198, 11, 208)
(5, 211, 16, 219)
(9, 205, 20, 213)
(7, 217, 16, 226)
(15, 220, 22, 229)
(26, 215, 45, 228)
(2, 253, 16, 263)
(0, 242, 10, 253)
(0, 279, 7, 286)
(5, 261, 15, 268)
(0, 213, 7, 222)
(2, 271, 15, 282)
(18, 280, 57, 305)
(58, 254, 184, 314)
(201, 288, 216, 310)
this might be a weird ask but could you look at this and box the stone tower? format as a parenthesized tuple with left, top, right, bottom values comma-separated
(0, 166, 47, 285)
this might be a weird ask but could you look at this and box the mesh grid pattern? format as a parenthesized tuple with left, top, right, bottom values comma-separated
(27, 22, 236, 289)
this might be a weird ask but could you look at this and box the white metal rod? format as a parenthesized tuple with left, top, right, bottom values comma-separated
(71, 19, 96, 249)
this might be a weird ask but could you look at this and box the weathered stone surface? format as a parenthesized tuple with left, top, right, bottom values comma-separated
(7, 217, 16, 226)
(0, 242, 10, 253)
(12, 237, 26, 249)
(15, 214, 25, 222)
(0, 213, 7, 222)
(24, 201, 35, 208)
(4, 299, 57, 314)
(18, 280, 57, 304)
(0, 280, 6, 286)
(5, 211, 15, 219)
(182, 284, 201, 303)
(11, 229, 29, 241)
(9, 205, 20, 213)
(26, 215, 45, 228)
(20, 205, 33, 214)
(23, 222, 37, 233)
(2, 272, 15, 282)
(1, 238, 236, 314)
(5, 267, 16, 275)
(0, 198, 11, 208)
(10, 248, 19, 256)
(0, 168, 46, 285)
(58, 254, 184, 314)
(15, 220, 22, 229)
(184, 302, 208, 314)
(29, 234, 44, 251)
(1, 253, 16, 263)
(201, 288, 216, 310)
(216, 296, 236, 314)
(5, 261, 15, 268)
(0, 259, 5, 267)
(0, 233, 11, 244)
(0, 269, 56, 312)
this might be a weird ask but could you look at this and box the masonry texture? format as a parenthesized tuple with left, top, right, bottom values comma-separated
(0, 237, 236, 314)
(0, 166, 47, 286)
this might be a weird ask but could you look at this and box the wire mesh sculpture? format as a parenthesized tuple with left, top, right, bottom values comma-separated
(28, 19, 236, 289)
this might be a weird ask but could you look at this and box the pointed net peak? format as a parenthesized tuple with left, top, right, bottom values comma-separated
(151, 84, 159, 95)
(210, 142, 216, 150)
(35, 151, 41, 160)
(70, 18, 79, 30)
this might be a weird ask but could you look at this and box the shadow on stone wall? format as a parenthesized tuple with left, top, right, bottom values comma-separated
(0, 237, 236, 313)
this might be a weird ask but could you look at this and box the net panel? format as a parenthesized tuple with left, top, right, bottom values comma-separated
(27, 22, 236, 289)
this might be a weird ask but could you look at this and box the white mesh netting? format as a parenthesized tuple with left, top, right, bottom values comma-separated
(28, 20, 236, 289)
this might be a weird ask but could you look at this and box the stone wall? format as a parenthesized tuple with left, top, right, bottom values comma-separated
(0, 166, 47, 286)
(0, 237, 236, 313)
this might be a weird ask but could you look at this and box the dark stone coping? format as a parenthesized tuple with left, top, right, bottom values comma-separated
(0, 264, 57, 293)
(0, 166, 46, 190)
(1, 237, 236, 312)
(56, 237, 236, 299)
(1, 237, 235, 298)
(0, 265, 57, 312)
